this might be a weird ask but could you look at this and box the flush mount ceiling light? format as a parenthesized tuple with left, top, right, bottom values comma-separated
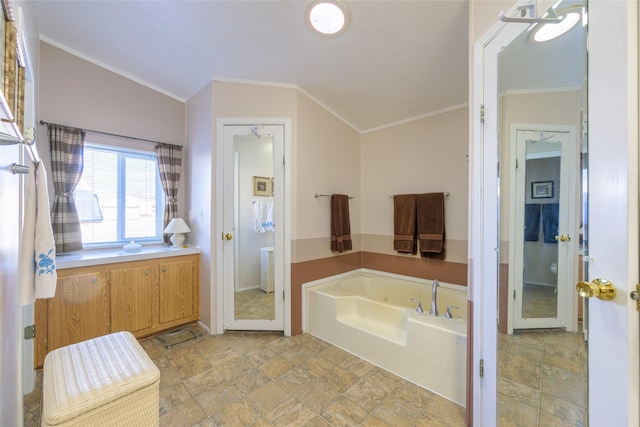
(532, 8, 582, 42)
(307, 1, 349, 36)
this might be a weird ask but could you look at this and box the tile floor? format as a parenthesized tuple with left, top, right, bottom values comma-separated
(234, 289, 275, 320)
(497, 329, 587, 426)
(24, 329, 466, 426)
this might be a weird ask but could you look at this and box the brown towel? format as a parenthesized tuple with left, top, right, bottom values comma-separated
(331, 194, 352, 253)
(417, 192, 445, 257)
(393, 194, 417, 254)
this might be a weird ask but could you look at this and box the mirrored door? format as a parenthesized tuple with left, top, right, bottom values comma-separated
(222, 124, 284, 331)
(511, 127, 577, 330)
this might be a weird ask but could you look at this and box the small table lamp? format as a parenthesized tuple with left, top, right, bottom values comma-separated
(164, 218, 191, 248)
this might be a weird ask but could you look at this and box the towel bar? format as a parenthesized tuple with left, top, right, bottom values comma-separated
(11, 163, 29, 174)
(314, 193, 355, 199)
(390, 192, 450, 199)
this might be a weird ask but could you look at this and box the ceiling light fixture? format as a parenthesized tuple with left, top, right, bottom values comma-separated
(532, 9, 581, 42)
(307, 1, 349, 36)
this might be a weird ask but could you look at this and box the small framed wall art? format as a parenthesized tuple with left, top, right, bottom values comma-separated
(253, 176, 272, 196)
(531, 181, 554, 199)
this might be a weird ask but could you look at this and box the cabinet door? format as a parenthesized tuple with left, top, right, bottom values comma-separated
(47, 272, 110, 353)
(110, 264, 154, 334)
(159, 257, 195, 324)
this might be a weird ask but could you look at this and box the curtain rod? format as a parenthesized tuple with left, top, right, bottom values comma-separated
(39, 120, 181, 148)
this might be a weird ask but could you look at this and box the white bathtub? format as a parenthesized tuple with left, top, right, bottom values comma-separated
(304, 270, 467, 406)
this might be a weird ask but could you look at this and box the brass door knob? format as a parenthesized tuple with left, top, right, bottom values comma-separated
(555, 234, 571, 242)
(223, 233, 233, 240)
(576, 278, 617, 301)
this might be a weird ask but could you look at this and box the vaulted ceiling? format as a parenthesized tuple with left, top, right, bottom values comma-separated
(34, 1, 470, 132)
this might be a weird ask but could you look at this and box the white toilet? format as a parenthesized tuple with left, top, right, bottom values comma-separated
(260, 247, 274, 293)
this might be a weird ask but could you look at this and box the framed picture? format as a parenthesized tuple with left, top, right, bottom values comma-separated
(253, 176, 272, 196)
(531, 181, 554, 199)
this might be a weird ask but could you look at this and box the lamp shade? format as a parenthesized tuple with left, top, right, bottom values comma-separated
(164, 218, 191, 248)
(163, 218, 191, 234)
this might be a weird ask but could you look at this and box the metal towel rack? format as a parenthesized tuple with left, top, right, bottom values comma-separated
(390, 192, 450, 199)
(314, 193, 356, 199)
(1, 128, 38, 174)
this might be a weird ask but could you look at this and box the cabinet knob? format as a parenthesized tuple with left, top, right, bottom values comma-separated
(91, 276, 97, 283)
(145, 270, 150, 275)
(162, 267, 167, 272)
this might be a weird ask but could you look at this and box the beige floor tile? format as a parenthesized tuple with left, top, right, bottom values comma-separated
(226, 367, 271, 394)
(320, 395, 370, 426)
(258, 354, 295, 378)
(159, 382, 194, 414)
(540, 392, 586, 425)
(27, 330, 471, 427)
(183, 368, 226, 396)
(541, 364, 585, 406)
(360, 414, 394, 426)
(416, 395, 466, 427)
(498, 329, 587, 427)
(322, 366, 359, 392)
(393, 380, 436, 409)
(266, 397, 317, 426)
(342, 378, 389, 412)
(361, 365, 402, 393)
(298, 377, 343, 413)
(246, 380, 293, 414)
(159, 399, 213, 427)
(373, 394, 422, 426)
(275, 364, 319, 394)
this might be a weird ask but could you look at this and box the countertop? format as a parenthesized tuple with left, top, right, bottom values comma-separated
(55, 245, 201, 269)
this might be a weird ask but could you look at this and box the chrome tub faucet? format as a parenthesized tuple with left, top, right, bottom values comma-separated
(429, 279, 439, 316)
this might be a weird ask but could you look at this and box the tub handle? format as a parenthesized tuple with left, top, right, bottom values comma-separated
(410, 298, 425, 314)
(445, 305, 460, 319)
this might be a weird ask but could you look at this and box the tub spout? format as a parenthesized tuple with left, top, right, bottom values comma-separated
(429, 280, 439, 316)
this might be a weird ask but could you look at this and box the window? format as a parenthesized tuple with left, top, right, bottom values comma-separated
(76, 143, 165, 246)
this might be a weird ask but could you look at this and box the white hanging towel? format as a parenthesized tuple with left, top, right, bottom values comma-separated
(19, 160, 57, 305)
(254, 201, 275, 233)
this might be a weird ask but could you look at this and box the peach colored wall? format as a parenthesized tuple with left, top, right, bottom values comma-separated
(38, 42, 185, 144)
(361, 106, 469, 265)
(38, 41, 188, 217)
(293, 91, 362, 258)
(187, 80, 297, 333)
(186, 82, 214, 331)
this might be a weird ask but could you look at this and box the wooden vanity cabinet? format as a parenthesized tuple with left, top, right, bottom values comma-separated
(35, 254, 199, 368)
(109, 263, 155, 334)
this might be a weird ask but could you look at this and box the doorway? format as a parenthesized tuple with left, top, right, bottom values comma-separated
(508, 125, 578, 331)
(218, 121, 290, 332)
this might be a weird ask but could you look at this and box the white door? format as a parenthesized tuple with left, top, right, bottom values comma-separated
(510, 126, 577, 330)
(471, 1, 638, 426)
(222, 123, 285, 331)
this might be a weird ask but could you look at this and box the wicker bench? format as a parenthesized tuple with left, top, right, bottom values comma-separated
(41, 331, 160, 427)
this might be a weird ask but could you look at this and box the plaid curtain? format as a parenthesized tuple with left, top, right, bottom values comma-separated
(48, 124, 86, 253)
(156, 144, 182, 243)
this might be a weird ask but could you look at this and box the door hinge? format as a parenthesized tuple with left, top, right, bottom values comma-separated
(24, 324, 35, 340)
(631, 284, 640, 312)
(480, 104, 485, 123)
(513, 290, 516, 300)
(283, 290, 286, 301)
(479, 358, 484, 378)
(515, 158, 519, 169)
